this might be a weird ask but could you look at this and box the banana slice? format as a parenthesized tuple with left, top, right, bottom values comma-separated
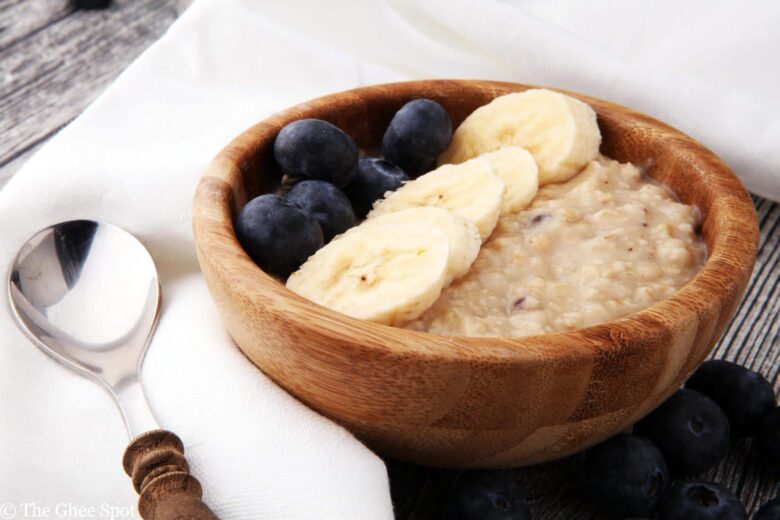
(286, 226, 450, 326)
(481, 146, 539, 215)
(439, 89, 601, 185)
(349, 207, 481, 285)
(367, 157, 505, 242)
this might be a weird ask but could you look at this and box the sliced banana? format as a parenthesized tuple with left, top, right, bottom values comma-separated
(367, 156, 505, 242)
(286, 226, 450, 326)
(439, 89, 601, 185)
(349, 207, 481, 285)
(481, 146, 539, 215)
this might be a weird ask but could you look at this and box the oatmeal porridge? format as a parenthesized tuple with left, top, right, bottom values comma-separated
(405, 156, 707, 337)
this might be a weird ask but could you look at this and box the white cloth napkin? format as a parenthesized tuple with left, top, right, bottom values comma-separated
(1, 1, 778, 518)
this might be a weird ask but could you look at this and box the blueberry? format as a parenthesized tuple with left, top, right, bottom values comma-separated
(442, 471, 531, 520)
(754, 496, 780, 520)
(583, 433, 668, 518)
(756, 406, 780, 477)
(382, 99, 452, 177)
(235, 194, 323, 278)
(274, 119, 358, 187)
(685, 360, 776, 437)
(657, 481, 747, 520)
(286, 180, 355, 242)
(346, 158, 409, 217)
(72, 0, 111, 8)
(634, 389, 730, 475)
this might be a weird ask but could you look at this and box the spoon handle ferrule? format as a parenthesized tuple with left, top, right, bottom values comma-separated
(123, 430, 219, 520)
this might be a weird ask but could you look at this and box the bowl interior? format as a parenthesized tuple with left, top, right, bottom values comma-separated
(229, 82, 740, 258)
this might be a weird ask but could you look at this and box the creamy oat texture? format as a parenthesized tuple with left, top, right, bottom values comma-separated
(405, 156, 706, 337)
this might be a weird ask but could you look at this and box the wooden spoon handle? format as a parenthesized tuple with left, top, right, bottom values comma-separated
(123, 430, 219, 520)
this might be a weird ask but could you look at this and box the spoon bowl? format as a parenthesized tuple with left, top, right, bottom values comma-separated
(8, 220, 160, 435)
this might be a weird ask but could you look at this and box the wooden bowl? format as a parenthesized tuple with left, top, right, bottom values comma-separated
(192, 80, 758, 467)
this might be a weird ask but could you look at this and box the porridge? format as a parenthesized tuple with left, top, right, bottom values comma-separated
(405, 157, 706, 337)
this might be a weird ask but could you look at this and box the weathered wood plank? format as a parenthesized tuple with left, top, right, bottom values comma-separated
(0, 0, 178, 169)
(0, 0, 73, 49)
(710, 198, 780, 515)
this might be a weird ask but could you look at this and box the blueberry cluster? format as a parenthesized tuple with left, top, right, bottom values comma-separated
(584, 359, 778, 519)
(235, 99, 452, 277)
(442, 360, 779, 519)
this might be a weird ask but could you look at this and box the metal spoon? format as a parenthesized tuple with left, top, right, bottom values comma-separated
(8, 220, 217, 520)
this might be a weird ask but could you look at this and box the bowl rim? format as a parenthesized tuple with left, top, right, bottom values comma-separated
(192, 79, 758, 365)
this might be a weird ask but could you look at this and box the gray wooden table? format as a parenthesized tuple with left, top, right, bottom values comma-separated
(2, 1, 778, 518)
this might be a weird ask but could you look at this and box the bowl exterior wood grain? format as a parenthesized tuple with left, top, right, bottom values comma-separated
(192, 80, 758, 467)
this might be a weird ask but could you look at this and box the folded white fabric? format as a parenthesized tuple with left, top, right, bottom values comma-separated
(1, 0, 777, 518)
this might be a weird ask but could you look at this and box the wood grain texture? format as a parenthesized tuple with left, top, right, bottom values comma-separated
(0, 0, 73, 49)
(192, 80, 760, 468)
(123, 430, 218, 520)
(0, 0, 178, 185)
